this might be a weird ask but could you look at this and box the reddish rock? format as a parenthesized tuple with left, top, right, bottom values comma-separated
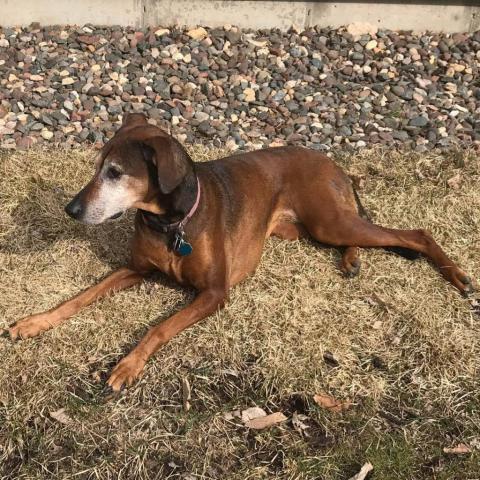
(77, 35, 100, 46)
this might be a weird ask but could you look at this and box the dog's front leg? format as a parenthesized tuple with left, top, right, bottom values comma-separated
(9, 267, 144, 340)
(107, 288, 227, 391)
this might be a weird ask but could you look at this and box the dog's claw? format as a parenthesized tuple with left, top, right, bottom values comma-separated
(102, 385, 122, 402)
(341, 258, 361, 278)
(0, 328, 10, 339)
(449, 272, 475, 297)
(460, 276, 475, 297)
(106, 354, 145, 392)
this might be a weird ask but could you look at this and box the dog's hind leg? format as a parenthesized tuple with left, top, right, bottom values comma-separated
(9, 267, 144, 340)
(305, 214, 473, 296)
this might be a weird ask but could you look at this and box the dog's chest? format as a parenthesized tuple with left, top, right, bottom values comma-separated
(132, 229, 186, 283)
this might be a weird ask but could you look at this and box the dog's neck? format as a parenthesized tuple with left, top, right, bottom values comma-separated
(139, 170, 200, 234)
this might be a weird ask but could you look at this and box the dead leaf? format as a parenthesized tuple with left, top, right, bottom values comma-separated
(364, 293, 390, 311)
(50, 408, 72, 425)
(348, 462, 373, 480)
(182, 377, 191, 412)
(292, 412, 310, 434)
(241, 406, 267, 423)
(447, 173, 462, 189)
(443, 443, 472, 454)
(245, 412, 287, 429)
(313, 393, 351, 413)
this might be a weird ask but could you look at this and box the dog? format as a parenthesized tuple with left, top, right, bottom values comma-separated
(9, 113, 474, 391)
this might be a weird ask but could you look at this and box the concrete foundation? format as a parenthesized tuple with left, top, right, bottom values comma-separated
(2, 0, 479, 32)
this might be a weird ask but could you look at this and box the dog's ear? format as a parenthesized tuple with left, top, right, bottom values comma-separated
(142, 136, 193, 195)
(122, 113, 149, 128)
(111, 124, 193, 194)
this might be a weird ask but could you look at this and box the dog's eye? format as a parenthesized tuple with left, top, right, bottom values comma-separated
(106, 166, 122, 180)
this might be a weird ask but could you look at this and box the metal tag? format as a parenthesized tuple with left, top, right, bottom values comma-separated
(173, 231, 193, 256)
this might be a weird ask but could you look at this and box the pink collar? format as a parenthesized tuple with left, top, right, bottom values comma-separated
(175, 176, 201, 231)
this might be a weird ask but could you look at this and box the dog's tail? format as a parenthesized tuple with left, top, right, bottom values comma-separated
(352, 184, 421, 261)
(352, 187, 370, 221)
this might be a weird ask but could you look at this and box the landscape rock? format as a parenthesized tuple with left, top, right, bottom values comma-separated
(0, 24, 477, 151)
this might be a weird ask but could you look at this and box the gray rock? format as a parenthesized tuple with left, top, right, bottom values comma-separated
(409, 116, 428, 127)
(391, 86, 405, 97)
(0, 24, 476, 150)
(198, 121, 214, 136)
(393, 130, 410, 141)
(384, 117, 400, 129)
(195, 111, 210, 122)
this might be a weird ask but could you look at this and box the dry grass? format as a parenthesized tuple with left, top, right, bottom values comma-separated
(0, 145, 479, 480)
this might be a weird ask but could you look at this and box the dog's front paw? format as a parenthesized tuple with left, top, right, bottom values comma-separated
(107, 354, 146, 391)
(9, 314, 53, 340)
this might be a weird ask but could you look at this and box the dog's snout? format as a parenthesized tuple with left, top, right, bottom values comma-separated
(65, 198, 83, 220)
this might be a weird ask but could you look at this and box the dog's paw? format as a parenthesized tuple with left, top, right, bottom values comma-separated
(341, 258, 361, 278)
(9, 314, 52, 340)
(445, 268, 475, 297)
(107, 354, 145, 392)
(458, 274, 475, 297)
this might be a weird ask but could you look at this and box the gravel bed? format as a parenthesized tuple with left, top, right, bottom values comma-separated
(0, 23, 479, 151)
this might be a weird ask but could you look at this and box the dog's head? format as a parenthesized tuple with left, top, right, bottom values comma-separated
(65, 114, 194, 224)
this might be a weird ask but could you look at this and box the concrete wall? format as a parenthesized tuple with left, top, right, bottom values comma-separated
(2, 0, 139, 27)
(2, 0, 479, 32)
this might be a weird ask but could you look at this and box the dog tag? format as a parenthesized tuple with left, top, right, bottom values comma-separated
(173, 232, 193, 256)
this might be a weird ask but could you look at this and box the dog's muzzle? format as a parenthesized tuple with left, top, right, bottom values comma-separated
(65, 197, 84, 220)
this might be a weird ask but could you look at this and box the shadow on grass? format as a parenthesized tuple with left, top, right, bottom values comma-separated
(0, 178, 132, 269)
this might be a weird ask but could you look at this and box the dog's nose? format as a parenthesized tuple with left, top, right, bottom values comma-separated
(65, 199, 83, 220)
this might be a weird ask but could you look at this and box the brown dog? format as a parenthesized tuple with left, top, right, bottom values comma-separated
(9, 113, 474, 391)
